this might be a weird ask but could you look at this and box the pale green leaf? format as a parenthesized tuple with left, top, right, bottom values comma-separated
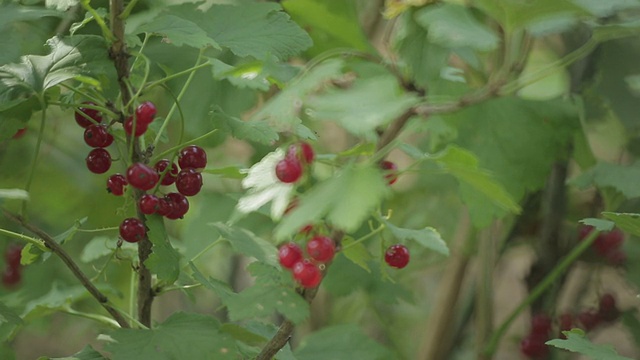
(70, 8, 107, 35)
(80, 236, 137, 263)
(209, 58, 270, 91)
(602, 212, 640, 237)
(579, 218, 615, 232)
(381, 219, 449, 256)
(0, 301, 22, 325)
(547, 329, 634, 360)
(54, 217, 87, 245)
(294, 324, 392, 360)
(571, 0, 640, 17)
(22, 284, 89, 320)
(43, 345, 106, 360)
(145, 215, 181, 284)
(341, 237, 372, 272)
(570, 161, 640, 199)
(134, 15, 219, 49)
(211, 222, 278, 266)
(474, 0, 586, 32)
(212, 105, 279, 144)
(105, 312, 238, 360)
(189, 262, 234, 301)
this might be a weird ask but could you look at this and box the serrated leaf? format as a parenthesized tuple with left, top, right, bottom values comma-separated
(212, 106, 279, 145)
(22, 284, 89, 320)
(380, 219, 449, 256)
(105, 312, 238, 360)
(134, 15, 218, 49)
(579, 218, 615, 232)
(0, 4, 63, 30)
(570, 162, 640, 199)
(226, 262, 309, 324)
(415, 4, 500, 51)
(275, 165, 391, 239)
(189, 262, 234, 300)
(43, 345, 106, 360)
(340, 237, 372, 272)
(294, 324, 392, 360)
(602, 212, 640, 237)
(145, 215, 180, 284)
(0, 189, 29, 200)
(307, 75, 419, 139)
(547, 330, 634, 360)
(0, 301, 23, 325)
(211, 222, 278, 266)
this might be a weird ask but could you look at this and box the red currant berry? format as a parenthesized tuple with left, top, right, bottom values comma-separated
(519, 334, 549, 358)
(138, 194, 159, 215)
(119, 218, 146, 243)
(75, 102, 102, 128)
(156, 197, 174, 217)
(292, 260, 322, 288)
(178, 145, 207, 170)
(165, 192, 189, 219)
(598, 293, 620, 322)
(531, 313, 552, 336)
(278, 242, 303, 269)
(154, 159, 179, 186)
(605, 249, 627, 265)
(176, 168, 203, 196)
(380, 160, 399, 185)
(126, 163, 160, 191)
(275, 157, 302, 183)
(593, 229, 624, 257)
(5, 244, 22, 269)
(577, 310, 601, 331)
(86, 148, 112, 174)
(299, 142, 315, 164)
(135, 101, 157, 125)
(306, 236, 335, 263)
(12, 128, 27, 139)
(2, 266, 21, 287)
(84, 124, 113, 148)
(124, 116, 148, 137)
(106, 174, 127, 196)
(385, 244, 410, 269)
(578, 225, 594, 241)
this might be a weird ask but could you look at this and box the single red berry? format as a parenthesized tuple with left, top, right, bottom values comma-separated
(275, 157, 302, 183)
(578, 225, 594, 241)
(106, 174, 127, 196)
(519, 334, 549, 358)
(605, 249, 627, 265)
(593, 229, 624, 257)
(380, 160, 399, 185)
(292, 260, 322, 288)
(135, 101, 157, 125)
(306, 235, 335, 263)
(278, 242, 303, 269)
(154, 159, 179, 185)
(124, 116, 148, 137)
(119, 218, 146, 243)
(138, 194, 159, 215)
(385, 244, 410, 269)
(165, 192, 189, 219)
(577, 310, 601, 331)
(558, 313, 573, 339)
(5, 244, 23, 269)
(86, 148, 112, 174)
(299, 142, 315, 164)
(598, 293, 620, 322)
(531, 314, 552, 336)
(176, 168, 203, 196)
(75, 102, 102, 128)
(156, 197, 174, 217)
(126, 163, 160, 191)
(1, 266, 21, 287)
(12, 128, 27, 139)
(178, 145, 207, 170)
(84, 124, 113, 148)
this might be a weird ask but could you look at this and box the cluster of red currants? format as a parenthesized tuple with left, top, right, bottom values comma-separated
(520, 293, 621, 358)
(2, 244, 23, 288)
(579, 226, 625, 265)
(275, 142, 315, 183)
(278, 235, 335, 288)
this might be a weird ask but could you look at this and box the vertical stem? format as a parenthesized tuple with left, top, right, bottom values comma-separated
(21, 98, 47, 217)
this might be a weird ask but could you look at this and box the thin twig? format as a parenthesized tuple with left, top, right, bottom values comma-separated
(2, 210, 130, 328)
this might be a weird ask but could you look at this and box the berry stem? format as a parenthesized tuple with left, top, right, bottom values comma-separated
(483, 228, 601, 356)
(151, 129, 218, 162)
(80, 0, 115, 42)
(340, 224, 385, 251)
(61, 305, 121, 329)
(21, 95, 47, 218)
(0, 227, 47, 250)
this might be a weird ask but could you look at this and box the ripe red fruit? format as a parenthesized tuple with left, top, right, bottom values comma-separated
(380, 160, 399, 185)
(385, 244, 410, 269)
(178, 145, 207, 170)
(577, 310, 601, 331)
(176, 168, 203, 196)
(292, 260, 322, 288)
(531, 314, 552, 336)
(119, 218, 146, 243)
(165, 192, 189, 219)
(84, 124, 113, 148)
(124, 116, 148, 137)
(86, 148, 112, 174)
(275, 157, 302, 183)
(598, 293, 620, 322)
(306, 236, 335, 263)
(126, 163, 160, 191)
(106, 174, 127, 196)
(278, 242, 303, 269)
(138, 194, 159, 215)
(12, 128, 27, 139)
(135, 101, 157, 125)
(519, 334, 549, 358)
(2, 266, 21, 287)
(593, 229, 624, 256)
(5, 244, 22, 269)
(75, 102, 102, 128)
(156, 197, 174, 217)
(286, 142, 315, 165)
(154, 159, 179, 185)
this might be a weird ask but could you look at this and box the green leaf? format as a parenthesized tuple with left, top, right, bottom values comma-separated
(474, 0, 586, 32)
(275, 164, 390, 239)
(380, 219, 449, 256)
(415, 4, 500, 51)
(0, 189, 29, 201)
(306, 75, 419, 139)
(602, 212, 640, 237)
(294, 324, 392, 360)
(189, 262, 234, 300)
(202, 166, 246, 179)
(226, 262, 309, 324)
(22, 284, 90, 320)
(0, 4, 63, 30)
(105, 312, 238, 360)
(80, 236, 137, 263)
(570, 161, 640, 199)
(209, 59, 270, 91)
(547, 329, 634, 360)
(69, 7, 107, 35)
(42, 345, 106, 360)
(134, 15, 219, 49)
(341, 237, 372, 272)
(212, 105, 279, 144)
(0, 301, 23, 325)
(579, 218, 615, 232)
(211, 222, 278, 266)
(145, 215, 181, 284)
(54, 217, 87, 245)
(572, 0, 640, 17)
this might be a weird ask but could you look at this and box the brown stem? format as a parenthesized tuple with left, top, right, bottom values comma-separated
(3, 210, 130, 328)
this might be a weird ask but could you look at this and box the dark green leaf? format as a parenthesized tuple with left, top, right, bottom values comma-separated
(134, 15, 218, 49)
(212, 106, 279, 145)
(341, 237, 372, 272)
(602, 212, 640, 237)
(0, 301, 22, 325)
(145, 215, 181, 284)
(43, 345, 106, 360)
(189, 262, 234, 300)
(0, 4, 63, 30)
(211, 222, 278, 266)
(547, 329, 633, 360)
(294, 324, 393, 360)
